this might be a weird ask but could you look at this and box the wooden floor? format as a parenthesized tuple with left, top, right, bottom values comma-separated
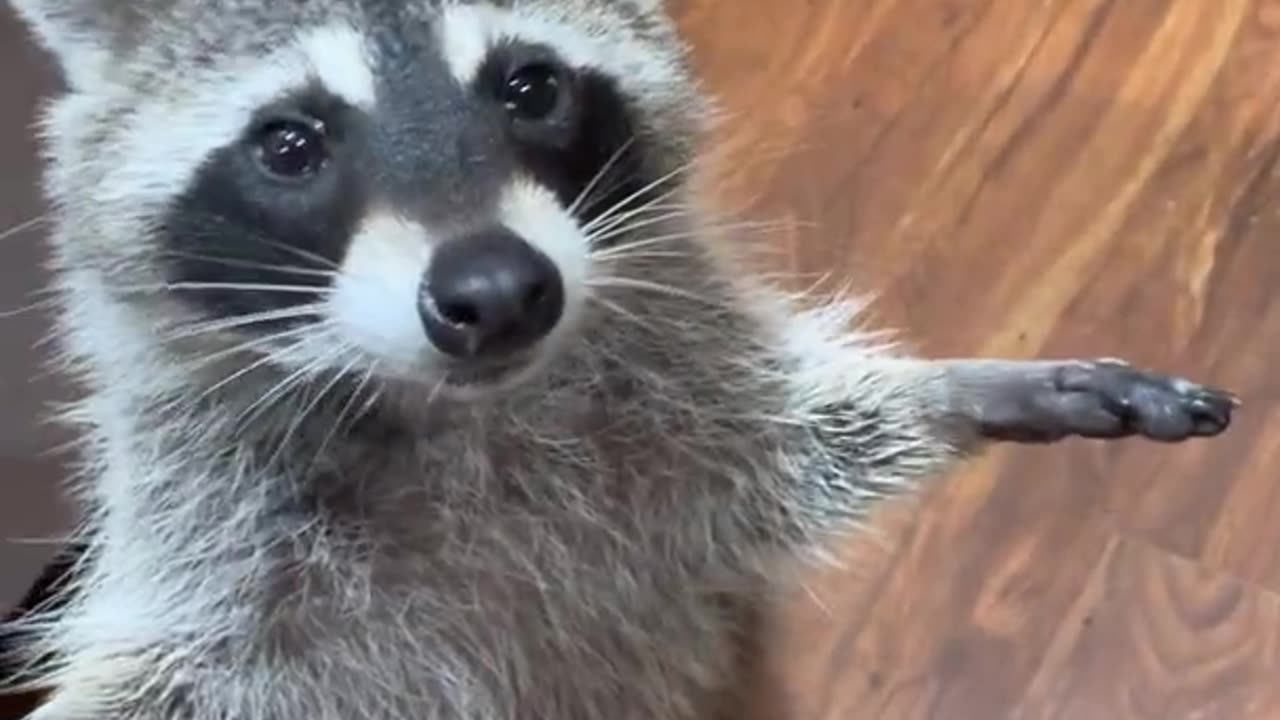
(674, 0, 1280, 718)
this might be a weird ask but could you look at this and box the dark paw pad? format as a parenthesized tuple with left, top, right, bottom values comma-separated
(1051, 359, 1238, 442)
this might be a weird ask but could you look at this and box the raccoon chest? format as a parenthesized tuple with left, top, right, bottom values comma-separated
(256, 557, 741, 720)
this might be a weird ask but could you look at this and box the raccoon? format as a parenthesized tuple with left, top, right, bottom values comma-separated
(2, 1, 1236, 718)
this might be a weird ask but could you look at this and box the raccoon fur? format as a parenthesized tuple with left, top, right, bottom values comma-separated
(2, 1, 1236, 718)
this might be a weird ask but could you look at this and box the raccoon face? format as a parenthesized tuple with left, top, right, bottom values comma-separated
(13, 0, 706, 393)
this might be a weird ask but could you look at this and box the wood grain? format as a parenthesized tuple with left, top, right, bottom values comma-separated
(1016, 538, 1280, 719)
(674, 0, 1280, 717)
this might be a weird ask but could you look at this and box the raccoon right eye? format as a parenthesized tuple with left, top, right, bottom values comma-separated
(503, 62, 563, 123)
(252, 118, 330, 181)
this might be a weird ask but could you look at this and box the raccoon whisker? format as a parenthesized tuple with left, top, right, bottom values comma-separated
(229, 232, 344, 271)
(15, 286, 60, 301)
(590, 250, 694, 263)
(179, 324, 318, 374)
(577, 172, 692, 230)
(611, 202, 699, 215)
(585, 293, 653, 331)
(310, 363, 379, 471)
(194, 342, 306, 404)
(266, 355, 363, 469)
(0, 295, 62, 319)
(161, 304, 329, 342)
(587, 208, 695, 246)
(591, 178, 807, 238)
(696, 218, 802, 238)
(0, 213, 49, 242)
(583, 185, 687, 238)
(574, 145, 659, 222)
(585, 200, 694, 228)
(241, 237, 342, 272)
(155, 331, 317, 417)
(583, 203, 695, 245)
(590, 234, 694, 259)
(350, 380, 385, 427)
(569, 136, 638, 217)
(422, 376, 450, 413)
(581, 159, 695, 234)
(145, 281, 333, 296)
(162, 304, 327, 341)
(176, 213, 343, 271)
(158, 251, 340, 280)
(582, 189, 708, 240)
(578, 174, 647, 229)
(586, 276, 724, 306)
(577, 176, 643, 223)
(234, 350, 338, 431)
(592, 218, 798, 255)
(589, 194, 695, 224)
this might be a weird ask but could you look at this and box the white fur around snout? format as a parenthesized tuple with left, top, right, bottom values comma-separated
(327, 213, 436, 374)
(326, 184, 589, 379)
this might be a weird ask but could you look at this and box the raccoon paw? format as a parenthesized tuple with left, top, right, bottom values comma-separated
(1048, 359, 1238, 442)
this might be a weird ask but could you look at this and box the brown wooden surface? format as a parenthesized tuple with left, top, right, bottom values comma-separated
(5, 1, 1280, 718)
(674, 0, 1280, 718)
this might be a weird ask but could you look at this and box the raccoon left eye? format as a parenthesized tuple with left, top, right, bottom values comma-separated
(252, 117, 330, 181)
(503, 62, 565, 123)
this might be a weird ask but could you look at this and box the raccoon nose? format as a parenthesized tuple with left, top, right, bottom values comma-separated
(418, 229, 565, 358)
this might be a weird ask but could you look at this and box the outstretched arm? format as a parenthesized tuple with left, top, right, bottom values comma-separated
(921, 357, 1235, 447)
(791, 352, 1237, 500)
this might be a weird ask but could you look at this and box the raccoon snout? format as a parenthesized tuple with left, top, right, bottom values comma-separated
(417, 228, 565, 359)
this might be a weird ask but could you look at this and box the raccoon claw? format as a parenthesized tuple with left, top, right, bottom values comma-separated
(1050, 359, 1237, 442)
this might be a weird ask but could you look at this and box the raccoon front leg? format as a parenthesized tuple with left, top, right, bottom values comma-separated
(799, 355, 1236, 490)
(927, 358, 1236, 446)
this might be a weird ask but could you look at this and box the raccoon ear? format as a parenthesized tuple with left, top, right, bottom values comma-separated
(8, 0, 122, 89)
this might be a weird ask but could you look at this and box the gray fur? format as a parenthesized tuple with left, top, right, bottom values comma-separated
(5, 1, 1235, 719)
